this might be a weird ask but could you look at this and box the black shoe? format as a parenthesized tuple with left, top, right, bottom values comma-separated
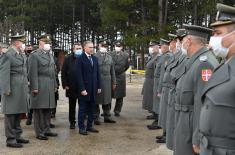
(36, 135, 48, 140)
(114, 113, 120, 117)
(26, 119, 32, 125)
(6, 143, 23, 148)
(16, 138, 29, 144)
(45, 132, 58, 137)
(87, 128, 99, 133)
(101, 113, 111, 117)
(156, 136, 164, 140)
(79, 130, 88, 135)
(147, 124, 162, 130)
(146, 115, 155, 120)
(50, 124, 55, 128)
(104, 118, 116, 123)
(70, 123, 76, 129)
(94, 120, 101, 125)
(156, 138, 166, 143)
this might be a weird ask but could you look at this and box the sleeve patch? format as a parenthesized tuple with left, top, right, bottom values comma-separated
(201, 69, 212, 81)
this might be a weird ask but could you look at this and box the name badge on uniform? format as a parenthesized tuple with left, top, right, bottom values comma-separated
(201, 69, 212, 82)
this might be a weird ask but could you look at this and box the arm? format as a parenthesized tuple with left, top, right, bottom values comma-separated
(192, 61, 216, 152)
(76, 57, 85, 93)
(111, 60, 117, 90)
(157, 56, 167, 94)
(0, 54, 11, 95)
(28, 54, 39, 92)
(97, 58, 101, 90)
(61, 57, 69, 89)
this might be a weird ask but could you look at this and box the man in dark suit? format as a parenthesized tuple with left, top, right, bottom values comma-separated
(61, 43, 83, 129)
(76, 41, 101, 135)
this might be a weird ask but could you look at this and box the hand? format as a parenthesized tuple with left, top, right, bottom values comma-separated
(81, 90, 88, 96)
(65, 86, 69, 90)
(97, 89, 102, 94)
(32, 90, 39, 96)
(4, 92, 11, 96)
(112, 84, 116, 90)
(193, 145, 200, 154)
(157, 93, 161, 97)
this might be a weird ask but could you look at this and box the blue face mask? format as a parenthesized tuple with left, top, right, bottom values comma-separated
(75, 50, 83, 56)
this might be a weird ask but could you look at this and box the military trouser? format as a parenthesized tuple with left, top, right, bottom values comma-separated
(114, 98, 123, 114)
(33, 109, 51, 137)
(94, 104, 111, 120)
(5, 114, 22, 144)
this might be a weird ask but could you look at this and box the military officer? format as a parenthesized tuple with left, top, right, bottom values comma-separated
(0, 34, 29, 148)
(110, 41, 130, 117)
(174, 24, 219, 155)
(165, 29, 188, 149)
(0, 43, 8, 102)
(28, 34, 58, 140)
(142, 40, 160, 120)
(199, 4, 235, 155)
(94, 40, 116, 124)
(148, 39, 171, 130)
(156, 36, 178, 143)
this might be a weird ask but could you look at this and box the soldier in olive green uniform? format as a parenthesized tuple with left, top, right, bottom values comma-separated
(165, 29, 188, 149)
(0, 34, 29, 148)
(94, 40, 116, 124)
(148, 39, 172, 130)
(28, 34, 58, 140)
(110, 41, 130, 116)
(174, 25, 219, 155)
(199, 4, 235, 155)
(142, 40, 160, 120)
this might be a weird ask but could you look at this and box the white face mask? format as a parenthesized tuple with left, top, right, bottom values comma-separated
(149, 47, 154, 55)
(209, 36, 228, 58)
(43, 44, 51, 51)
(100, 47, 107, 53)
(176, 42, 181, 51)
(181, 40, 189, 55)
(20, 43, 26, 51)
(115, 47, 122, 52)
(159, 49, 162, 55)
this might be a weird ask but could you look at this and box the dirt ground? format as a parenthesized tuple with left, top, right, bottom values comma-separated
(0, 75, 173, 155)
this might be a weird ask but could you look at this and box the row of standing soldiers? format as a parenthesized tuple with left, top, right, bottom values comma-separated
(142, 3, 235, 155)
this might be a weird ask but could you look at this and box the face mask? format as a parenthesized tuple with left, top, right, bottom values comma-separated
(181, 40, 189, 55)
(159, 49, 162, 55)
(100, 47, 107, 53)
(21, 44, 26, 51)
(149, 47, 154, 55)
(43, 44, 51, 51)
(75, 50, 83, 56)
(115, 47, 122, 52)
(176, 42, 181, 51)
(209, 36, 229, 58)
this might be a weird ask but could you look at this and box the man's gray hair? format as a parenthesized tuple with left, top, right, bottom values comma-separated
(189, 35, 207, 45)
(83, 41, 93, 47)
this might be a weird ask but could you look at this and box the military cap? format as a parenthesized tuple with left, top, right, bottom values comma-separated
(211, 3, 235, 27)
(114, 40, 123, 47)
(38, 34, 52, 44)
(99, 39, 109, 47)
(168, 33, 177, 41)
(176, 29, 187, 38)
(149, 40, 159, 46)
(159, 38, 170, 45)
(183, 24, 212, 39)
(10, 33, 26, 43)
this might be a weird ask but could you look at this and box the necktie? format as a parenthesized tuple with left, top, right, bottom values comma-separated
(88, 56, 93, 66)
